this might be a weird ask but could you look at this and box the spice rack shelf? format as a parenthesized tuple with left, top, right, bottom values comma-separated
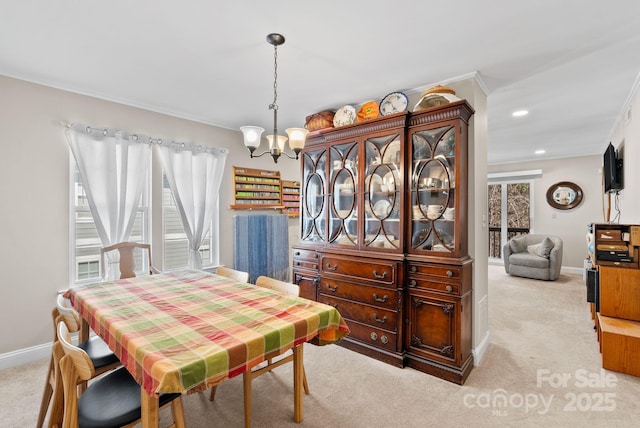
(281, 180, 301, 217)
(229, 166, 284, 210)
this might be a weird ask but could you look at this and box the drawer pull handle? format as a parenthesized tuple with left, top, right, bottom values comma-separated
(446, 270, 453, 277)
(373, 270, 387, 279)
(445, 285, 453, 292)
(373, 293, 388, 303)
(294, 251, 300, 256)
(410, 266, 417, 272)
(370, 332, 377, 341)
(326, 284, 338, 292)
(408, 279, 416, 287)
(324, 301, 338, 308)
(296, 262, 300, 266)
(373, 314, 388, 324)
(381, 335, 389, 345)
(326, 263, 338, 271)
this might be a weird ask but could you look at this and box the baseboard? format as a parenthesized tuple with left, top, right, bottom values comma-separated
(561, 266, 583, 275)
(0, 342, 51, 371)
(472, 330, 491, 365)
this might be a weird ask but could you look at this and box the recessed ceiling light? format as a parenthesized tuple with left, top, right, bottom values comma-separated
(512, 110, 529, 117)
(535, 149, 546, 155)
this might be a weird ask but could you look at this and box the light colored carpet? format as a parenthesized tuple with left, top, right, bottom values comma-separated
(3, 265, 640, 427)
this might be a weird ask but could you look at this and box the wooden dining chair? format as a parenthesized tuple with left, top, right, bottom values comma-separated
(37, 297, 121, 428)
(101, 242, 158, 279)
(56, 319, 186, 428)
(216, 266, 249, 283)
(209, 276, 309, 428)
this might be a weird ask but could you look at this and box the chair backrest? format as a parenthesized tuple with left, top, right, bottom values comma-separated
(101, 242, 153, 279)
(57, 319, 96, 382)
(217, 266, 250, 283)
(255, 276, 300, 297)
(56, 294, 81, 332)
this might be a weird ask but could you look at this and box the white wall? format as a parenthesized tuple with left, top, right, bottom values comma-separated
(488, 155, 602, 268)
(609, 75, 640, 224)
(0, 75, 300, 357)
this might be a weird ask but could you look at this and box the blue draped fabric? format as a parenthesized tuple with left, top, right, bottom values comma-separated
(233, 214, 290, 284)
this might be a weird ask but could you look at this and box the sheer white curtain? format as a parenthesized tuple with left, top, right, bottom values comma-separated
(157, 142, 228, 269)
(66, 124, 152, 279)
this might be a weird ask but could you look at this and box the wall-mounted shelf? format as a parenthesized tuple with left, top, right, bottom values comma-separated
(281, 180, 300, 217)
(229, 166, 284, 210)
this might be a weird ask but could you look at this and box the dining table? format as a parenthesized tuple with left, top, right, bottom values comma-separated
(67, 269, 350, 427)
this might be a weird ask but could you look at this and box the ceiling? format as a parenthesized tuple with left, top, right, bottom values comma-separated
(2, 1, 640, 164)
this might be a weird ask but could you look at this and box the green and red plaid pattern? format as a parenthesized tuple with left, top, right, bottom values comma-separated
(69, 269, 349, 395)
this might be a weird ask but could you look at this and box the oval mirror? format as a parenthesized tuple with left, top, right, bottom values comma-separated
(546, 181, 583, 210)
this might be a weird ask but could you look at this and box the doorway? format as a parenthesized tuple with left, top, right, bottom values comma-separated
(488, 181, 532, 260)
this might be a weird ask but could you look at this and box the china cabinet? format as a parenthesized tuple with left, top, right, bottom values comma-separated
(404, 101, 475, 384)
(293, 101, 475, 383)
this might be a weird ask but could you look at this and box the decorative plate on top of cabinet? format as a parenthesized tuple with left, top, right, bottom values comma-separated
(379, 92, 408, 116)
(333, 105, 357, 127)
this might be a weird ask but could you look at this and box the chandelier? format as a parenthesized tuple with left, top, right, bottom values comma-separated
(240, 33, 308, 163)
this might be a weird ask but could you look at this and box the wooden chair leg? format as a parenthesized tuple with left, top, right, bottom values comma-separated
(36, 357, 54, 428)
(208, 385, 218, 401)
(303, 368, 310, 395)
(243, 372, 252, 428)
(170, 397, 187, 428)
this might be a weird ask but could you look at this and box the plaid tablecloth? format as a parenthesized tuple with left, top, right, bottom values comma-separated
(68, 269, 349, 395)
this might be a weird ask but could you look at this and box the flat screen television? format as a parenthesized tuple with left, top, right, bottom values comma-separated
(603, 142, 623, 193)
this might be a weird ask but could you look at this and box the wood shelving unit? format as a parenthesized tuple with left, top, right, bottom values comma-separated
(229, 166, 284, 210)
(281, 180, 300, 217)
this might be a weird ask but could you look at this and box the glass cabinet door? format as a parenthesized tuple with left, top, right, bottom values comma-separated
(328, 141, 358, 246)
(301, 148, 327, 242)
(363, 134, 402, 250)
(410, 125, 456, 253)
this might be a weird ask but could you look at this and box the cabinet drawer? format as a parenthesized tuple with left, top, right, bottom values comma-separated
(292, 269, 318, 301)
(293, 248, 318, 261)
(320, 295, 398, 332)
(293, 259, 319, 271)
(343, 319, 398, 352)
(321, 256, 396, 286)
(406, 277, 459, 295)
(319, 278, 399, 310)
(407, 263, 462, 281)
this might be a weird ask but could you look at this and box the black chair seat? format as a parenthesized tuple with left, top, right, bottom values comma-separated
(78, 367, 180, 428)
(78, 336, 119, 369)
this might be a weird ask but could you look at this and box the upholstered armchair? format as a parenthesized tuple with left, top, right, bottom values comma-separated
(503, 234, 563, 281)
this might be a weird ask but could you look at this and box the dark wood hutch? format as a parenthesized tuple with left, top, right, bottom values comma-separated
(292, 100, 475, 384)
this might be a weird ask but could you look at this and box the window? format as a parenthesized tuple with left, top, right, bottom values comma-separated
(69, 161, 150, 285)
(162, 175, 214, 270)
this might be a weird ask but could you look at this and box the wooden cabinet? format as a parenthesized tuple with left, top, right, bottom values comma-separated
(405, 259, 473, 384)
(319, 254, 404, 366)
(293, 101, 474, 383)
(591, 223, 640, 378)
(292, 248, 319, 301)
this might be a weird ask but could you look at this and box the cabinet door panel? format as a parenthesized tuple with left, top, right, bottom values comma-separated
(301, 149, 327, 243)
(407, 292, 459, 364)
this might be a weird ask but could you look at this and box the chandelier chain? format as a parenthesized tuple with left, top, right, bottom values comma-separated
(270, 45, 278, 111)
